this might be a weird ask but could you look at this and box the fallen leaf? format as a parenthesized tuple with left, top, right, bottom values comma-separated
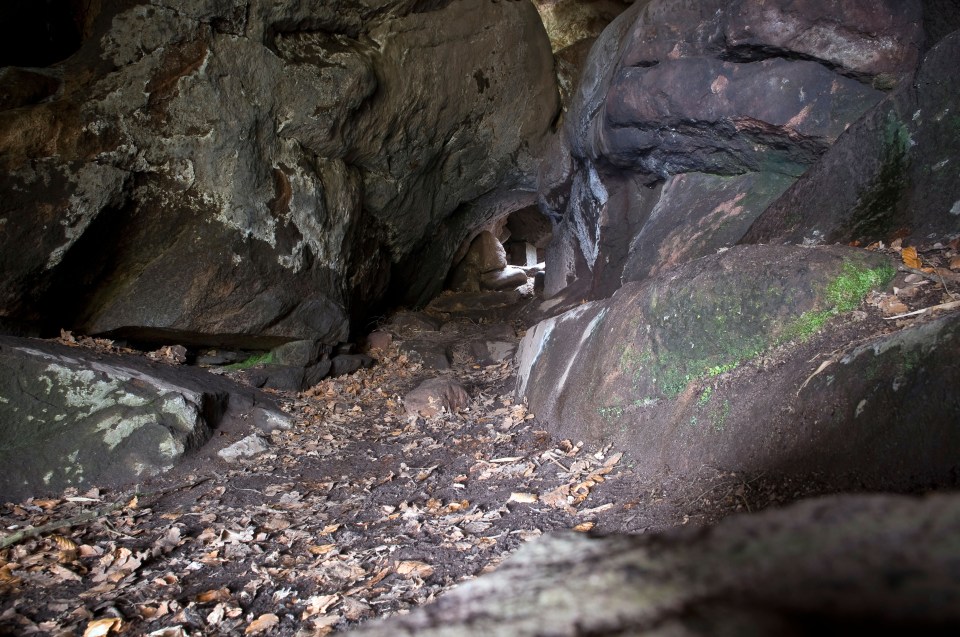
(51, 534, 78, 551)
(540, 485, 571, 509)
(880, 296, 909, 316)
(83, 617, 122, 637)
(603, 452, 623, 468)
(302, 594, 339, 619)
(950, 256, 960, 271)
(146, 627, 189, 637)
(308, 543, 337, 556)
(573, 522, 595, 532)
(245, 613, 279, 635)
(396, 560, 434, 579)
(902, 246, 922, 269)
(508, 492, 538, 504)
(194, 587, 231, 604)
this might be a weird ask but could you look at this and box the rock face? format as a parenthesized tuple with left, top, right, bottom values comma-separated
(539, 0, 924, 300)
(0, 0, 558, 346)
(0, 336, 289, 500)
(352, 493, 960, 635)
(743, 30, 960, 246)
(517, 245, 960, 489)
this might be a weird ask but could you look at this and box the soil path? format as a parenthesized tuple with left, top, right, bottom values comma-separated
(0, 315, 805, 637)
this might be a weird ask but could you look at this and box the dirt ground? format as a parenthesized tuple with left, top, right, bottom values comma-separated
(2, 241, 958, 637)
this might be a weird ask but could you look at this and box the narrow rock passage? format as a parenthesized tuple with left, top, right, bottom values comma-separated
(0, 316, 804, 637)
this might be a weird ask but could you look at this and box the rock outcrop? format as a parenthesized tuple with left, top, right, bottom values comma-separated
(352, 493, 960, 636)
(539, 0, 925, 300)
(517, 245, 960, 489)
(0, 0, 558, 347)
(0, 335, 289, 501)
(742, 30, 960, 247)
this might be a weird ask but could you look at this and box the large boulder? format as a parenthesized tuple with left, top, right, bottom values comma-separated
(539, 0, 924, 299)
(0, 335, 289, 501)
(516, 245, 960, 489)
(742, 30, 960, 247)
(0, 0, 558, 345)
(353, 493, 960, 635)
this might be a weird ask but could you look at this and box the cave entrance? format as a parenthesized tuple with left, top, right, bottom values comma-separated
(446, 205, 553, 297)
(502, 205, 550, 269)
(0, 0, 92, 67)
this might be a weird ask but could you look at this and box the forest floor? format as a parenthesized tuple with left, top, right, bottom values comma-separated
(0, 319, 829, 637)
(2, 241, 958, 637)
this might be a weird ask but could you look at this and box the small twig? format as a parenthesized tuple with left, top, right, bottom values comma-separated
(0, 476, 210, 550)
(898, 263, 941, 283)
(0, 500, 127, 550)
(882, 300, 960, 320)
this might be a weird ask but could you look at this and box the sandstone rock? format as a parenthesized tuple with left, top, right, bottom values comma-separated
(331, 354, 375, 377)
(514, 245, 960, 489)
(531, 0, 632, 108)
(352, 493, 960, 635)
(742, 30, 960, 247)
(388, 312, 442, 336)
(0, 335, 286, 500)
(241, 360, 332, 392)
(194, 349, 247, 366)
(505, 206, 553, 250)
(469, 340, 517, 366)
(405, 377, 470, 417)
(400, 342, 452, 371)
(217, 434, 269, 463)
(270, 340, 330, 368)
(428, 290, 523, 315)
(450, 231, 510, 292)
(0, 0, 558, 345)
(622, 171, 795, 283)
(541, 0, 924, 300)
(480, 266, 529, 291)
(363, 331, 393, 353)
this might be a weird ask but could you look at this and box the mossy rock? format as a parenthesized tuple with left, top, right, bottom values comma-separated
(516, 244, 960, 487)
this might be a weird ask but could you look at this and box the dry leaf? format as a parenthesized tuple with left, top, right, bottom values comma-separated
(880, 296, 909, 316)
(52, 534, 78, 551)
(603, 452, 623, 468)
(302, 594, 339, 619)
(83, 617, 123, 637)
(245, 613, 279, 635)
(540, 485, 571, 509)
(308, 543, 337, 556)
(146, 627, 189, 637)
(902, 246, 922, 269)
(572, 522, 595, 532)
(194, 587, 231, 604)
(396, 560, 434, 579)
(509, 492, 538, 504)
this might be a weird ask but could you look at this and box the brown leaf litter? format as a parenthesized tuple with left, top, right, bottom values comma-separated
(6, 248, 959, 636)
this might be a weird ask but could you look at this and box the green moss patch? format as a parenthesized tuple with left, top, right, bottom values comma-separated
(784, 260, 895, 342)
(224, 352, 274, 371)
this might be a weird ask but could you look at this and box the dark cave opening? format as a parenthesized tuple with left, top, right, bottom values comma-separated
(0, 0, 88, 68)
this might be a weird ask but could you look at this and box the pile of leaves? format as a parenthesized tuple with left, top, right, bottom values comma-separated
(0, 331, 655, 637)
